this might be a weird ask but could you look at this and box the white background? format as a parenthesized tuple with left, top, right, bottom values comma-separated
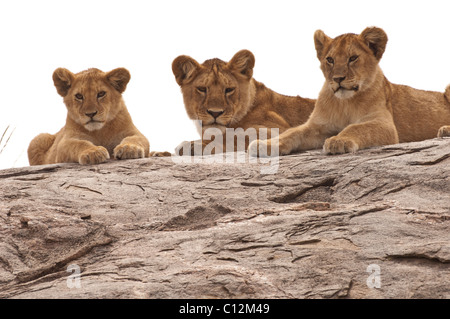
(1, 0, 450, 170)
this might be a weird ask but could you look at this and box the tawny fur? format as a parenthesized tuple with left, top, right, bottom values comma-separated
(171, 49, 315, 155)
(28, 68, 149, 165)
(249, 27, 450, 156)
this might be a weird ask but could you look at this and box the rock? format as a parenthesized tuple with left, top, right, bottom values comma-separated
(0, 138, 449, 298)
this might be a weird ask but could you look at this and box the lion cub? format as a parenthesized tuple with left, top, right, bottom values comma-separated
(28, 68, 149, 165)
(249, 27, 450, 156)
(172, 49, 315, 155)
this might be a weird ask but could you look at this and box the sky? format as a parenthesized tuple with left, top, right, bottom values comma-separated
(1, 0, 450, 170)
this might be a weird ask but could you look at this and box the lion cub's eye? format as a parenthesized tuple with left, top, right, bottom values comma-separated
(75, 93, 84, 100)
(225, 88, 235, 94)
(326, 57, 334, 64)
(97, 91, 106, 98)
(349, 55, 359, 63)
(196, 87, 207, 93)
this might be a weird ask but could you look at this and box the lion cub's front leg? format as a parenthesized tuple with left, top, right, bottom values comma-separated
(56, 138, 110, 165)
(323, 136, 359, 154)
(113, 135, 149, 160)
(323, 120, 399, 154)
(79, 146, 110, 165)
(437, 125, 450, 137)
(175, 140, 205, 156)
(175, 138, 226, 156)
(248, 123, 327, 157)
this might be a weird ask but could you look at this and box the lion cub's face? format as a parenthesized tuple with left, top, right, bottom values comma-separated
(314, 27, 388, 99)
(172, 50, 255, 132)
(53, 68, 130, 131)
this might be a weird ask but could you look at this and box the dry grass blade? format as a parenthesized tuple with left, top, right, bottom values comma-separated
(0, 125, 15, 156)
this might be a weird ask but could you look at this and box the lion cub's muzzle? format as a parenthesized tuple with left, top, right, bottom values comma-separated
(333, 84, 359, 93)
(85, 111, 97, 118)
(332, 76, 359, 92)
(330, 77, 359, 96)
(84, 111, 102, 123)
(83, 111, 105, 131)
(207, 109, 224, 120)
(204, 108, 230, 126)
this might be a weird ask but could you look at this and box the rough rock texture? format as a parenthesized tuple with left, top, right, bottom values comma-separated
(0, 139, 449, 299)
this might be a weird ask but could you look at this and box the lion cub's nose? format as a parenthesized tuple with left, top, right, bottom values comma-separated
(207, 110, 224, 119)
(85, 111, 98, 118)
(333, 76, 346, 84)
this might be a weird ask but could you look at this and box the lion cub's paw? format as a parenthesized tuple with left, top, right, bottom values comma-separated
(248, 139, 280, 157)
(437, 125, 450, 138)
(323, 136, 359, 155)
(175, 140, 204, 156)
(113, 143, 145, 160)
(79, 146, 110, 165)
(149, 151, 172, 157)
(248, 139, 266, 157)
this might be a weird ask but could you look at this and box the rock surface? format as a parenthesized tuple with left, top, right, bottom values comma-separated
(0, 138, 449, 299)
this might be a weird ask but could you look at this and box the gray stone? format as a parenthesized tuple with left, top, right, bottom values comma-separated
(0, 138, 449, 298)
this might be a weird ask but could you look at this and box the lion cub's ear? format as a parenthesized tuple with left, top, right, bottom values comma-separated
(314, 30, 332, 59)
(360, 27, 388, 61)
(106, 68, 131, 93)
(53, 68, 75, 97)
(228, 50, 255, 79)
(172, 55, 200, 86)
